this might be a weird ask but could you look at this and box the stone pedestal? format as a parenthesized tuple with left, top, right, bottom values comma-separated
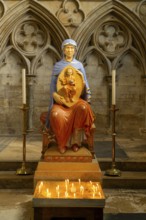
(33, 146, 105, 220)
(34, 147, 103, 187)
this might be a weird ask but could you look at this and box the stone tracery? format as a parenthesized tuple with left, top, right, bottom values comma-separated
(0, 0, 146, 136)
(56, 0, 85, 27)
(0, 0, 5, 19)
(136, 0, 146, 26)
(12, 21, 48, 56)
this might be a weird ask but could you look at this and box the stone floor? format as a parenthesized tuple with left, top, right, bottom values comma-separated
(0, 188, 146, 220)
(0, 134, 146, 161)
(0, 134, 146, 220)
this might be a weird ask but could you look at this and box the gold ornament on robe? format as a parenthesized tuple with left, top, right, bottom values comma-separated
(53, 65, 85, 107)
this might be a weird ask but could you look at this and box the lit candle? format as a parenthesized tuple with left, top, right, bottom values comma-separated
(65, 191, 68, 198)
(71, 183, 76, 193)
(92, 185, 96, 193)
(89, 181, 92, 185)
(56, 185, 60, 192)
(112, 69, 116, 105)
(78, 179, 81, 185)
(22, 68, 26, 104)
(46, 188, 51, 198)
(38, 181, 43, 194)
(80, 185, 84, 195)
(73, 193, 76, 198)
(38, 185, 41, 194)
(65, 179, 69, 190)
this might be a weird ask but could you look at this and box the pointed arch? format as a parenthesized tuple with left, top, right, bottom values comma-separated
(0, 0, 69, 52)
(31, 45, 61, 75)
(113, 47, 145, 75)
(0, 46, 30, 73)
(81, 46, 111, 74)
(73, 0, 146, 62)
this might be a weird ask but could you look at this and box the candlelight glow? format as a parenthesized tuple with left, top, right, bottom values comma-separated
(35, 180, 104, 200)
(71, 183, 76, 193)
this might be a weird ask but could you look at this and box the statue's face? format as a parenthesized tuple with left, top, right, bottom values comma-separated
(63, 45, 75, 59)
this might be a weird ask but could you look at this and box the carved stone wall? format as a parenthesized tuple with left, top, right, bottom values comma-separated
(0, 0, 146, 137)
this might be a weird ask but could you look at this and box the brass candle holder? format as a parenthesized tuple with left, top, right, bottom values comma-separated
(105, 105, 121, 176)
(16, 104, 32, 175)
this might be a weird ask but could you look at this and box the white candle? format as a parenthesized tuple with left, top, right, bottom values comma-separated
(22, 68, 26, 104)
(112, 69, 116, 105)
(71, 183, 76, 193)
(80, 185, 84, 195)
(65, 191, 68, 198)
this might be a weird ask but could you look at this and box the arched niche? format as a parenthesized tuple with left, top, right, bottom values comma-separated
(0, 46, 29, 134)
(1, 0, 69, 53)
(73, 0, 146, 62)
(29, 46, 61, 129)
(0, 0, 69, 134)
(82, 47, 111, 133)
(114, 49, 145, 135)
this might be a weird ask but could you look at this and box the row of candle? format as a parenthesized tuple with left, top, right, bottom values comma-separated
(37, 179, 101, 199)
(22, 69, 117, 105)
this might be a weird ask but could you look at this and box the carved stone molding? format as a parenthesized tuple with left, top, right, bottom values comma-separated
(0, 0, 6, 19)
(56, 0, 85, 27)
(82, 46, 111, 74)
(93, 21, 131, 58)
(11, 20, 49, 57)
(136, 0, 146, 27)
(0, 0, 69, 53)
(73, 0, 146, 61)
(115, 48, 145, 78)
(0, 46, 30, 74)
(31, 45, 61, 75)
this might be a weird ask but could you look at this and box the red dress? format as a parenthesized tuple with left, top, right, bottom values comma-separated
(49, 99, 95, 149)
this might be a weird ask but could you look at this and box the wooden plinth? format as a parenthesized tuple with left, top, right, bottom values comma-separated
(34, 206, 103, 220)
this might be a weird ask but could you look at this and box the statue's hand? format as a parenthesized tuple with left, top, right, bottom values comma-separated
(53, 92, 64, 105)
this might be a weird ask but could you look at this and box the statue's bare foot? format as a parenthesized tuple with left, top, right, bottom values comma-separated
(58, 146, 67, 154)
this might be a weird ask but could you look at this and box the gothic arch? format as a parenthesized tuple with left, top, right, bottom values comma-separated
(73, 0, 146, 64)
(0, 0, 69, 52)
(81, 46, 111, 74)
(113, 48, 145, 75)
(0, 46, 30, 73)
(31, 45, 61, 75)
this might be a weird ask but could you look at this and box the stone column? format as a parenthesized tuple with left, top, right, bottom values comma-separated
(139, 76, 146, 136)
